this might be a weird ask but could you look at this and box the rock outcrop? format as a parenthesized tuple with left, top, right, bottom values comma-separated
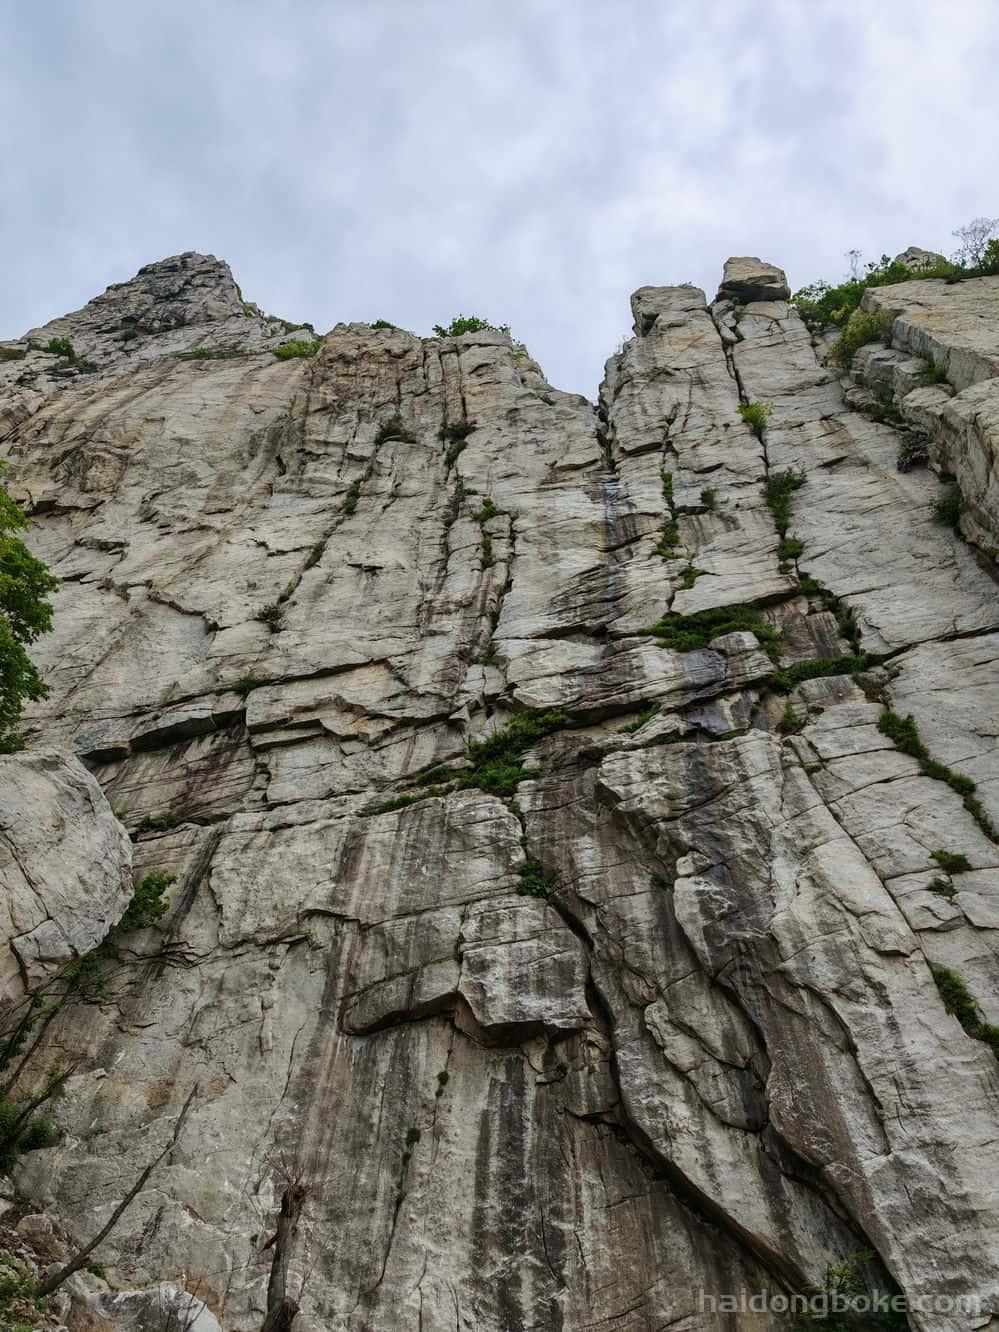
(1, 254, 997, 1331)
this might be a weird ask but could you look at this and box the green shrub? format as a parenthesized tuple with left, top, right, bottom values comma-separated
(933, 485, 963, 529)
(516, 858, 555, 898)
(777, 700, 806, 735)
(343, 479, 361, 514)
(738, 401, 772, 438)
(932, 849, 971, 873)
(0, 347, 26, 362)
(699, 487, 717, 511)
(370, 319, 397, 330)
(375, 414, 416, 444)
(643, 603, 781, 658)
(979, 238, 999, 275)
(442, 420, 476, 466)
(828, 309, 895, 370)
(0, 464, 59, 753)
(791, 1248, 908, 1329)
(777, 535, 804, 563)
(474, 498, 498, 524)
(0, 1250, 46, 1317)
(42, 336, 75, 360)
(115, 873, 174, 935)
(457, 709, 567, 797)
(0, 1097, 59, 1174)
(273, 338, 321, 360)
(771, 655, 871, 693)
(433, 315, 509, 338)
(791, 252, 964, 331)
(921, 363, 948, 385)
(765, 468, 807, 536)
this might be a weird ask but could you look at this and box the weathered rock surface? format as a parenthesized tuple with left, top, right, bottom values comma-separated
(0, 751, 132, 1010)
(1, 253, 998, 1331)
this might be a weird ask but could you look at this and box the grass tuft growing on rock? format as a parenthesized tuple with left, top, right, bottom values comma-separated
(771, 654, 871, 693)
(878, 710, 994, 837)
(619, 704, 658, 734)
(678, 566, 706, 590)
(655, 471, 681, 559)
(765, 468, 806, 537)
(777, 700, 806, 735)
(643, 604, 781, 659)
(931, 965, 999, 1056)
(927, 877, 956, 897)
(931, 849, 972, 873)
(797, 575, 861, 651)
(738, 401, 772, 439)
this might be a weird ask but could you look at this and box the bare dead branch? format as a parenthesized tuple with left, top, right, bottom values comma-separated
(35, 1084, 198, 1298)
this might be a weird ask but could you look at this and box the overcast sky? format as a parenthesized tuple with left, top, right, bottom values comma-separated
(2, 1, 996, 396)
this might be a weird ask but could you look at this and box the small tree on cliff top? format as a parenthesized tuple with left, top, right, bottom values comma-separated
(0, 463, 58, 752)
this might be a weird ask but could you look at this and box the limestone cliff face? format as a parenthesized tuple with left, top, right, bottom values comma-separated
(1, 253, 998, 1331)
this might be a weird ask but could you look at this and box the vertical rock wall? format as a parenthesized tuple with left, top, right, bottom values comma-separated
(1, 253, 997, 1330)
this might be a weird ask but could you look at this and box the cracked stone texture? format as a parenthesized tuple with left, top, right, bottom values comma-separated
(0, 751, 132, 1009)
(848, 276, 999, 566)
(2, 255, 999, 1331)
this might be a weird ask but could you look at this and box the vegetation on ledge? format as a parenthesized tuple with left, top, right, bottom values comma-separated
(643, 603, 781, 658)
(0, 464, 59, 753)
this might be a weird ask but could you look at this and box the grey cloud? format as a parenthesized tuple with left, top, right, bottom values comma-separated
(2, 0, 997, 395)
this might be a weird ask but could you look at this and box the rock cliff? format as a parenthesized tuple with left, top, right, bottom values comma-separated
(0, 252, 997, 1331)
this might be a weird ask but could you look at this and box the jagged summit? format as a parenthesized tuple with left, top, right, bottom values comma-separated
(0, 252, 313, 410)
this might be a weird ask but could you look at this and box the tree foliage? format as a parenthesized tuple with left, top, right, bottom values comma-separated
(0, 465, 58, 752)
(432, 314, 510, 338)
